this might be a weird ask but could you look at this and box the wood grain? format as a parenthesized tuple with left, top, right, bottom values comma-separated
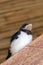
(0, 35, 43, 65)
(0, 0, 43, 63)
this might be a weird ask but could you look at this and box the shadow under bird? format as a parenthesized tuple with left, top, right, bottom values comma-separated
(6, 23, 33, 59)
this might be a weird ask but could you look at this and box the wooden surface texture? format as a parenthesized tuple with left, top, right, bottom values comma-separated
(0, 0, 43, 63)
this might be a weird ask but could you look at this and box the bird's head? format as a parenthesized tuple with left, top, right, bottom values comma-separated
(20, 23, 32, 31)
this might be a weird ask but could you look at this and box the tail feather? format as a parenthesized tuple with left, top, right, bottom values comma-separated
(6, 49, 11, 59)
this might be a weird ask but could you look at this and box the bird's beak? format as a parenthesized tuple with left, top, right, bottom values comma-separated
(25, 24, 32, 31)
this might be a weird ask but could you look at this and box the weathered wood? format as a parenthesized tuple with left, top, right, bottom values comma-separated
(0, 34, 43, 65)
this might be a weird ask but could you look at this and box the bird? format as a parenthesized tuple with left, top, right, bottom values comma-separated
(6, 23, 32, 59)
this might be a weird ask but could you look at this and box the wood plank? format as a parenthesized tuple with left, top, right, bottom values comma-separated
(0, 50, 8, 63)
(0, 17, 43, 29)
(0, 50, 8, 55)
(0, 0, 7, 3)
(0, 0, 43, 14)
(0, 40, 10, 50)
(0, 54, 7, 64)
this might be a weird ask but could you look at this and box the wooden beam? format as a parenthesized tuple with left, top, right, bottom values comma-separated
(0, 34, 43, 65)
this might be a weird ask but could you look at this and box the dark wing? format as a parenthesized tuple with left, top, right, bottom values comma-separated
(10, 31, 20, 43)
(6, 31, 21, 59)
(11, 23, 28, 42)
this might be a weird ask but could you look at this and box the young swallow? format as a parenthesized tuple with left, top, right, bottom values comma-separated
(6, 23, 32, 59)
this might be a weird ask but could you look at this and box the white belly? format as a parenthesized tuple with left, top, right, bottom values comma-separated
(10, 31, 32, 55)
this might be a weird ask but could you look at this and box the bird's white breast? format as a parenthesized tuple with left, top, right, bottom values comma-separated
(10, 31, 32, 55)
